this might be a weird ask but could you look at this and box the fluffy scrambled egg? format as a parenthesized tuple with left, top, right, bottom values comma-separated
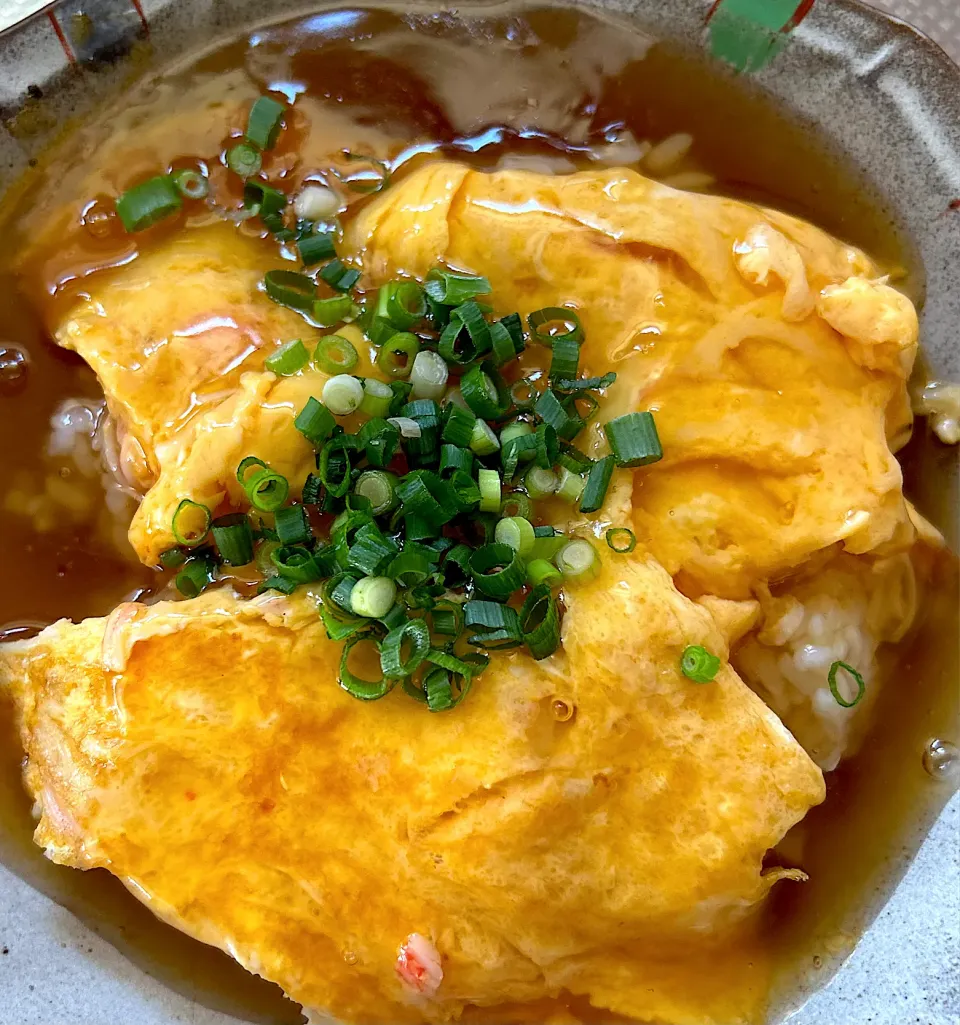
(346, 163, 918, 598)
(1, 555, 822, 1025)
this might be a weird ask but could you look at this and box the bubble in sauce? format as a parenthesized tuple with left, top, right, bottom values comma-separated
(341, 949, 359, 966)
(0, 346, 29, 395)
(922, 738, 959, 782)
(552, 699, 576, 722)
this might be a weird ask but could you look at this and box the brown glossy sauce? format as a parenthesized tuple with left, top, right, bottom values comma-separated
(0, 6, 954, 1023)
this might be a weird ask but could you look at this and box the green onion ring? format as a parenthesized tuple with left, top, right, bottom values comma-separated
(827, 660, 866, 708)
(340, 633, 395, 700)
(171, 499, 211, 547)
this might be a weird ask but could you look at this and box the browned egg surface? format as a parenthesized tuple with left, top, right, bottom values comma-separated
(0, 6, 956, 1025)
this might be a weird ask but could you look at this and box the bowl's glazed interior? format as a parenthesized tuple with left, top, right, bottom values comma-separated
(0, 2, 956, 1023)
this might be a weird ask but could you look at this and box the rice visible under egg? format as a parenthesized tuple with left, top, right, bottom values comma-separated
(734, 553, 917, 771)
(2, 397, 139, 554)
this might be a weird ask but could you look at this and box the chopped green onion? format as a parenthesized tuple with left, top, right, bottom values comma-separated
(350, 576, 398, 618)
(265, 338, 308, 376)
(449, 473, 480, 514)
(387, 416, 421, 439)
(387, 550, 432, 588)
(340, 634, 394, 700)
(321, 606, 367, 641)
(226, 142, 262, 178)
(116, 175, 182, 232)
(264, 269, 315, 312)
(377, 332, 419, 378)
(243, 464, 290, 512)
(502, 433, 538, 480)
(529, 529, 568, 562)
(535, 388, 583, 441)
(346, 523, 398, 576)
(211, 513, 254, 565)
(526, 558, 562, 588)
(556, 372, 617, 392)
(171, 498, 211, 547)
(557, 442, 594, 474)
(396, 470, 458, 528)
(274, 505, 312, 546)
(461, 363, 509, 419)
(375, 280, 426, 330)
(429, 601, 464, 638)
(294, 397, 336, 447)
(440, 543, 472, 589)
(555, 539, 600, 583)
(469, 419, 500, 456)
(246, 95, 286, 151)
(510, 378, 539, 410)
(477, 468, 501, 513)
(525, 465, 558, 500)
(236, 455, 268, 484)
(329, 573, 361, 615)
(313, 295, 359, 326)
(494, 516, 535, 557)
(175, 555, 216, 598)
(410, 350, 449, 400)
(606, 527, 637, 554)
(322, 374, 364, 415)
(423, 667, 456, 711)
(499, 491, 532, 519)
(255, 539, 281, 576)
(319, 258, 361, 293)
(244, 182, 287, 233)
(159, 547, 187, 570)
(555, 467, 586, 504)
(354, 470, 398, 515)
(681, 645, 722, 684)
(297, 231, 337, 266)
(367, 315, 399, 346)
(528, 307, 584, 346)
(380, 604, 408, 633)
(464, 600, 523, 650)
(400, 399, 442, 463)
(469, 542, 526, 598)
(359, 378, 392, 418)
(271, 544, 322, 582)
(534, 422, 559, 469)
(603, 411, 663, 467)
(301, 473, 323, 505)
(318, 436, 355, 498)
(521, 583, 561, 660)
(441, 404, 477, 448)
(171, 168, 209, 200)
(438, 444, 474, 477)
(258, 574, 297, 596)
(499, 312, 525, 352)
(313, 334, 359, 375)
(381, 618, 431, 677)
(549, 335, 580, 383)
(579, 455, 615, 514)
(500, 420, 534, 452)
(424, 268, 491, 305)
(438, 301, 491, 365)
(359, 418, 401, 467)
(827, 660, 866, 708)
(489, 321, 518, 367)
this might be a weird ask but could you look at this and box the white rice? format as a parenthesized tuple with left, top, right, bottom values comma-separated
(3, 398, 139, 555)
(735, 555, 917, 772)
(913, 380, 960, 445)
